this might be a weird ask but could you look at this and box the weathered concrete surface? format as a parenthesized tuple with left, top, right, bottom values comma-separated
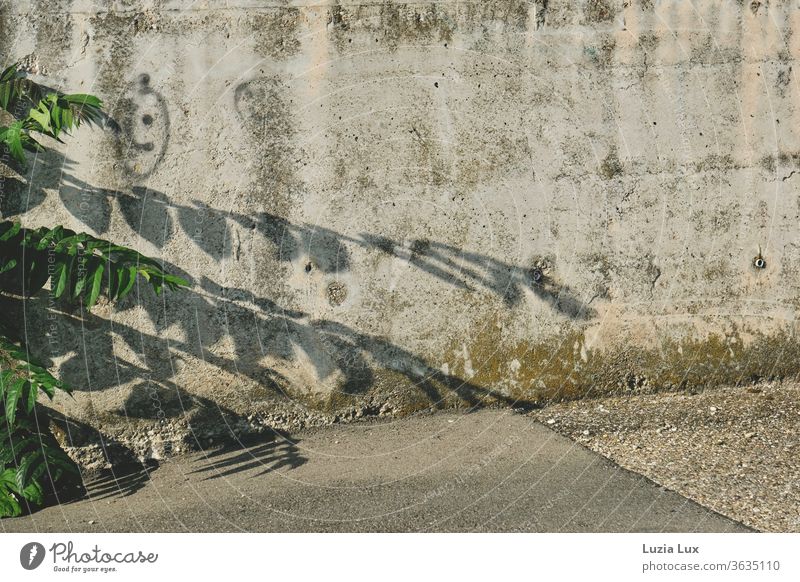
(0, 410, 751, 532)
(2, 1, 800, 457)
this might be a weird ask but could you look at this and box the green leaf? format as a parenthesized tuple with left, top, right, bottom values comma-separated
(86, 262, 104, 308)
(0, 469, 18, 491)
(0, 64, 22, 111)
(15, 449, 40, 492)
(24, 380, 37, 413)
(22, 479, 44, 506)
(35, 225, 63, 250)
(0, 369, 14, 398)
(0, 64, 46, 119)
(0, 121, 27, 164)
(0, 221, 21, 241)
(53, 259, 69, 298)
(118, 265, 138, 299)
(0, 485, 22, 517)
(63, 94, 102, 108)
(162, 273, 190, 289)
(0, 259, 17, 274)
(109, 264, 124, 300)
(27, 104, 51, 134)
(0, 332, 67, 404)
(4, 377, 24, 428)
(73, 264, 88, 298)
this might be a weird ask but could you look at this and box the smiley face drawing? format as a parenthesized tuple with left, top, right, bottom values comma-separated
(116, 73, 170, 182)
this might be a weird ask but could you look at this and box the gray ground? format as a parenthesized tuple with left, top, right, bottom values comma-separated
(531, 381, 800, 533)
(2, 410, 747, 533)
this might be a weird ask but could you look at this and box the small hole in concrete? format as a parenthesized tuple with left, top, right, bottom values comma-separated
(532, 268, 543, 283)
(754, 256, 766, 269)
(305, 262, 312, 273)
(142, 114, 153, 126)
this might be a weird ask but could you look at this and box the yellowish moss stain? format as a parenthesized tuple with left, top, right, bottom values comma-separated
(285, 312, 800, 416)
(446, 321, 800, 405)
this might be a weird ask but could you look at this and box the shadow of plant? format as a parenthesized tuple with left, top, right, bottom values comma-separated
(190, 431, 306, 481)
(80, 459, 160, 501)
(44, 412, 157, 504)
(2, 139, 596, 452)
(1, 175, 590, 419)
(2, 146, 595, 320)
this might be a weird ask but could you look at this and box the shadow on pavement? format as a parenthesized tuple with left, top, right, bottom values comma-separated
(190, 432, 306, 481)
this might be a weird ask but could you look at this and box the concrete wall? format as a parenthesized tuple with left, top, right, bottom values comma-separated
(2, 0, 800, 459)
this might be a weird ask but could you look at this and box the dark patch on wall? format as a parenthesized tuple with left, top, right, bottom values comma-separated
(328, 2, 457, 52)
(637, 31, 658, 77)
(31, 0, 74, 73)
(455, 129, 532, 189)
(250, 8, 302, 60)
(761, 153, 777, 174)
(776, 65, 792, 97)
(234, 77, 301, 210)
(330, 3, 349, 32)
(586, 0, 616, 23)
(381, 4, 456, 47)
(534, 0, 548, 30)
(586, 35, 616, 67)
(691, 153, 735, 174)
(379, 3, 456, 49)
(0, 4, 12, 65)
(326, 281, 348, 306)
(489, 0, 530, 31)
(89, 12, 136, 98)
(327, 1, 534, 54)
(233, 77, 305, 299)
(600, 146, 623, 179)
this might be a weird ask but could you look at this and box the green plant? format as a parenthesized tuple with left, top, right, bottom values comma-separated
(0, 63, 187, 517)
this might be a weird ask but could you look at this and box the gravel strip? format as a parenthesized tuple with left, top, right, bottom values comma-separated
(530, 381, 800, 532)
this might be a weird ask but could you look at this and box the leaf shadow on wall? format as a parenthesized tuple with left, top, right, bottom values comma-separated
(6, 165, 598, 417)
(2, 68, 601, 473)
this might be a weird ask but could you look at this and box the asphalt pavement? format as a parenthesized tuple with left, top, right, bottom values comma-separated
(2, 409, 750, 533)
